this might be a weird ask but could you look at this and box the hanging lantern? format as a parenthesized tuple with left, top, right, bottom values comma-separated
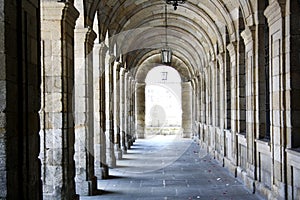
(165, 0, 185, 10)
(161, 5, 172, 64)
(161, 47, 172, 64)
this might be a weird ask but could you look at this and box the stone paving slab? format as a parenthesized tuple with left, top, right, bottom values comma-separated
(81, 135, 264, 200)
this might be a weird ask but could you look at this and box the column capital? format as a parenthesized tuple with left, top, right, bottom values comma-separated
(86, 27, 97, 46)
(264, 0, 285, 26)
(241, 26, 255, 46)
(226, 42, 237, 60)
(100, 43, 109, 59)
(62, 2, 80, 27)
(75, 27, 97, 46)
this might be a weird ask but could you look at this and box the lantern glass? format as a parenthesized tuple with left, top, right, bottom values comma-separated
(161, 47, 172, 64)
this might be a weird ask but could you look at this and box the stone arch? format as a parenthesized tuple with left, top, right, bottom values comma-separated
(135, 54, 192, 83)
(134, 53, 193, 139)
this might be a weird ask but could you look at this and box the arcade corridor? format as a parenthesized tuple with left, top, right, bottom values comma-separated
(1, 0, 300, 200)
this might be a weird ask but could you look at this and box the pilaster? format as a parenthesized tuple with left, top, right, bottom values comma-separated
(182, 81, 192, 138)
(241, 25, 256, 191)
(135, 82, 146, 139)
(226, 42, 238, 168)
(264, 1, 287, 198)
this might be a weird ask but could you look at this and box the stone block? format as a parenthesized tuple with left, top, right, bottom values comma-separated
(45, 93, 63, 112)
(0, 170, 7, 197)
(75, 180, 90, 196)
(45, 166, 63, 186)
(45, 76, 62, 93)
(52, 149, 63, 165)
(45, 112, 63, 129)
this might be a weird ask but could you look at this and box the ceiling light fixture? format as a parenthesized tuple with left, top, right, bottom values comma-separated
(165, 0, 185, 10)
(161, 5, 172, 65)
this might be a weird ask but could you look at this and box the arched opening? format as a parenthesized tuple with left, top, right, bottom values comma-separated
(145, 65, 182, 137)
(238, 7, 246, 135)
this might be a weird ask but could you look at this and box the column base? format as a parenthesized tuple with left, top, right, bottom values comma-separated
(75, 176, 99, 196)
(127, 141, 131, 149)
(182, 131, 192, 138)
(106, 155, 116, 168)
(96, 164, 109, 179)
(122, 146, 127, 154)
(115, 144, 123, 160)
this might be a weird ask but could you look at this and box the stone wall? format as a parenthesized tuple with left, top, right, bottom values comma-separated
(196, 1, 300, 199)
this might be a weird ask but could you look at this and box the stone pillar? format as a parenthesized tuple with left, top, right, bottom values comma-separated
(182, 81, 192, 138)
(40, 2, 79, 199)
(126, 76, 135, 147)
(97, 44, 109, 178)
(135, 82, 146, 139)
(0, 0, 41, 199)
(125, 73, 131, 149)
(131, 79, 137, 142)
(120, 68, 127, 153)
(93, 43, 102, 178)
(105, 55, 116, 168)
(114, 62, 122, 159)
(74, 27, 97, 195)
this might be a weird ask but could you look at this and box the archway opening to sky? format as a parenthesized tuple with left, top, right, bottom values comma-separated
(145, 65, 182, 136)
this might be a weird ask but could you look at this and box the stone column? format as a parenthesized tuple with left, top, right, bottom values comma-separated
(114, 62, 122, 159)
(1, 0, 41, 199)
(182, 81, 192, 138)
(126, 76, 135, 147)
(131, 79, 137, 142)
(105, 55, 116, 168)
(74, 27, 97, 195)
(93, 43, 102, 178)
(135, 82, 146, 139)
(120, 68, 127, 153)
(125, 73, 131, 149)
(98, 44, 109, 178)
(40, 2, 79, 199)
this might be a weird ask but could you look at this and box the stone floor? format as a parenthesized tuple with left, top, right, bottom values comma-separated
(81, 135, 264, 200)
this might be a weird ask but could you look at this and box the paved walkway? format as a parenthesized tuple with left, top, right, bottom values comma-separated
(81, 135, 263, 200)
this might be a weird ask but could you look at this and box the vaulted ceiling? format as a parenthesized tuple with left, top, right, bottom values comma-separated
(79, 0, 257, 79)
